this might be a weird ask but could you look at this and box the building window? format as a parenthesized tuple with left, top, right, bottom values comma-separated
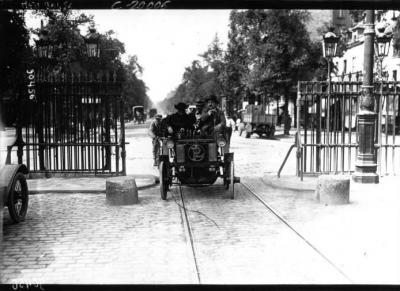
(338, 10, 344, 18)
(343, 60, 347, 74)
(393, 70, 397, 81)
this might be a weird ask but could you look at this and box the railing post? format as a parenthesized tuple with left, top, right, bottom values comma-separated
(353, 10, 379, 184)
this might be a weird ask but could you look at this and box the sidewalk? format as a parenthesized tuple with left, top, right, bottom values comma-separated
(27, 175, 157, 194)
(254, 173, 400, 284)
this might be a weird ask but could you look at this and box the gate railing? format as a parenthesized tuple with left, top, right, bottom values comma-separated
(6, 70, 126, 176)
(296, 80, 400, 177)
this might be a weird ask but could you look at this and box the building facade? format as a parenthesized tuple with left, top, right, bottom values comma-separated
(333, 10, 400, 81)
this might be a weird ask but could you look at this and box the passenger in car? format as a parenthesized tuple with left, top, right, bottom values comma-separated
(165, 102, 196, 136)
(199, 95, 226, 137)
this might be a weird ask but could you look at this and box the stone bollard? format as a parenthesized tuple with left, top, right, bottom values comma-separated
(315, 175, 350, 205)
(106, 176, 139, 205)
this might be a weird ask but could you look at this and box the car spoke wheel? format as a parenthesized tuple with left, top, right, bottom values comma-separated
(7, 172, 29, 223)
(159, 161, 169, 200)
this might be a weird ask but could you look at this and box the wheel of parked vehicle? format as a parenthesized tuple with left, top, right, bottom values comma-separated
(159, 161, 169, 200)
(7, 172, 29, 223)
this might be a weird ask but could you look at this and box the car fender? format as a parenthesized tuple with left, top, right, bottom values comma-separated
(0, 164, 29, 206)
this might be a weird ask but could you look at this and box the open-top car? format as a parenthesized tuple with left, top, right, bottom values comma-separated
(158, 130, 239, 200)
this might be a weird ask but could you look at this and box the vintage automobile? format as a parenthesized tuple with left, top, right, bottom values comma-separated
(158, 130, 239, 200)
(0, 164, 29, 223)
(132, 106, 146, 124)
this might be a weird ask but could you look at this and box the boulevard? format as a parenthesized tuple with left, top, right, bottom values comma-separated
(1, 122, 399, 284)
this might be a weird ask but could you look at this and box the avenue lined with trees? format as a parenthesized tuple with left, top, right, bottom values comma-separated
(158, 9, 330, 134)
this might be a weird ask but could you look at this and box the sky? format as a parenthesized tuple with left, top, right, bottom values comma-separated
(25, 10, 231, 104)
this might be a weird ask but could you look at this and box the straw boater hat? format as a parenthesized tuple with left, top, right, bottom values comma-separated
(174, 102, 188, 111)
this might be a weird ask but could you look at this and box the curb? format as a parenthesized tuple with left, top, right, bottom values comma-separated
(28, 175, 159, 195)
(262, 174, 317, 192)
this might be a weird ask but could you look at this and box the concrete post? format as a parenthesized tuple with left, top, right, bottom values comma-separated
(353, 10, 379, 184)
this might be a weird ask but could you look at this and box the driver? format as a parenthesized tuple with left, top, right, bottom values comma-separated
(165, 102, 196, 136)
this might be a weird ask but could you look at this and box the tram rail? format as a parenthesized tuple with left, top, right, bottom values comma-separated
(170, 180, 353, 284)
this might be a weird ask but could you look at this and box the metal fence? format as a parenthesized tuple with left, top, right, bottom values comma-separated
(297, 78, 400, 176)
(7, 70, 126, 176)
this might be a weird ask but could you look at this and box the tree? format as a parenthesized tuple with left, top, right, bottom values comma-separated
(122, 55, 152, 118)
(0, 10, 31, 126)
(222, 10, 251, 113)
(230, 9, 315, 134)
(31, 10, 125, 74)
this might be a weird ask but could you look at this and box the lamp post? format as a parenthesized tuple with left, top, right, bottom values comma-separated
(84, 27, 101, 58)
(34, 27, 57, 171)
(375, 25, 393, 175)
(322, 28, 340, 172)
(83, 27, 125, 174)
(353, 10, 379, 183)
(35, 29, 54, 59)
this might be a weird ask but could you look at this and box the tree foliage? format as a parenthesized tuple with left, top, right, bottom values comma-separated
(159, 9, 321, 134)
(1, 9, 151, 125)
(0, 10, 31, 95)
(0, 10, 31, 126)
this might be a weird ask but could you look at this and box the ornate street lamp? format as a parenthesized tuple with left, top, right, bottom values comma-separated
(321, 28, 340, 172)
(322, 29, 340, 59)
(375, 26, 393, 76)
(375, 25, 393, 175)
(35, 29, 54, 59)
(84, 27, 100, 58)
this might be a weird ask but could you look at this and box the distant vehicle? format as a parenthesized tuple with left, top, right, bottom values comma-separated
(132, 106, 146, 124)
(239, 103, 277, 138)
(149, 108, 158, 119)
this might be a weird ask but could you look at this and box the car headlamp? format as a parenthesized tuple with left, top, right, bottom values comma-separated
(166, 139, 175, 149)
(217, 137, 226, 147)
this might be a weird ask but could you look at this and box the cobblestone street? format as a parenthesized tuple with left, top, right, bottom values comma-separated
(1, 123, 399, 284)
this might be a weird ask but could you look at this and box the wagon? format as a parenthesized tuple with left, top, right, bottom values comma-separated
(158, 130, 240, 200)
(240, 104, 277, 138)
(0, 164, 29, 223)
(132, 106, 146, 124)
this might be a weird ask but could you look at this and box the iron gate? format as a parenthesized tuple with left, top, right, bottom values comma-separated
(297, 75, 400, 176)
(7, 70, 126, 176)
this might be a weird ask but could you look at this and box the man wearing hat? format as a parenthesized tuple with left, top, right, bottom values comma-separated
(200, 94, 226, 137)
(165, 102, 196, 135)
(148, 114, 164, 166)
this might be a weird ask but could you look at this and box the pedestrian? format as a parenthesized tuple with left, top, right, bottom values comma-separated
(236, 111, 242, 133)
(148, 114, 164, 167)
(225, 115, 235, 153)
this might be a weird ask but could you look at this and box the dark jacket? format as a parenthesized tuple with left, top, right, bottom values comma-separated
(165, 112, 196, 133)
